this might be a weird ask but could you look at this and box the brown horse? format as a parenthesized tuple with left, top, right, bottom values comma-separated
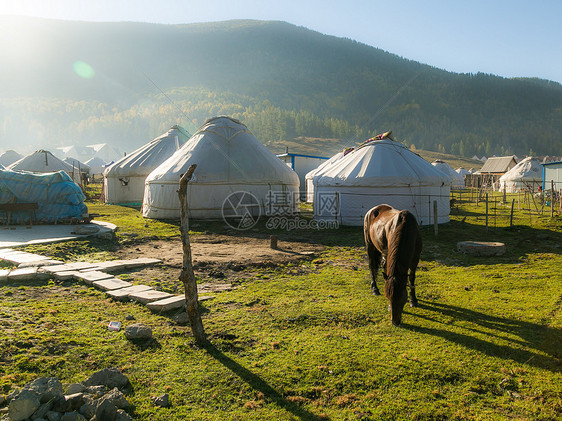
(364, 204, 422, 326)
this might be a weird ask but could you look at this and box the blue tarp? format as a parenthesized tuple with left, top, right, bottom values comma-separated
(0, 169, 87, 224)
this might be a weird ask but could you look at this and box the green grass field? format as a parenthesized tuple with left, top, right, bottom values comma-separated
(1, 189, 561, 420)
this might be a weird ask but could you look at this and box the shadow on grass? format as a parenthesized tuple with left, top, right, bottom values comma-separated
(203, 342, 328, 420)
(419, 220, 562, 266)
(404, 300, 562, 372)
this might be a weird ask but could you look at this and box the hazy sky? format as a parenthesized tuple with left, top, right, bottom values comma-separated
(1, 0, 561, 83)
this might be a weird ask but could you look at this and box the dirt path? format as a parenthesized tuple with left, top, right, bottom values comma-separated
(114, 234, 325, 287)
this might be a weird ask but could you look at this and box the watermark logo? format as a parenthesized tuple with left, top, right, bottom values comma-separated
(318, 193, 338, 216)
(266, 216, 338, 231)
(221, 190, 339, 231)
(221, 191, 261, 230)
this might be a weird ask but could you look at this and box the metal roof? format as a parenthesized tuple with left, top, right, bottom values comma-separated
(478, 156, 517, 174)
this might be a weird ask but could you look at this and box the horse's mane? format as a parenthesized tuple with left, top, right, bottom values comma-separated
(385, 210, 417, 289)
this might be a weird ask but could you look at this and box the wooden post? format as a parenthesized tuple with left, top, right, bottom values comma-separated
(178, 164, 207, 346)
(270, 235, 278, 249)
(503, 186, 506, 204)
(510, 198, 515, 228)
(485, 193, 488, 232)
(550, 180, 554, 218)
(433, 200, 438, 236)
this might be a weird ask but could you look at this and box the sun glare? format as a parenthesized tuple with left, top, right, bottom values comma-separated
(73, 61, 95, 79)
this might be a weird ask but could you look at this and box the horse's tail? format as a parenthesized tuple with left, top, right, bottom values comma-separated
(363, 207, 376, 247)
(388, 210, 419, 276)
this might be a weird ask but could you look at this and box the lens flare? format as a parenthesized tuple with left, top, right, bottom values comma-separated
(73, 61, 95, 79)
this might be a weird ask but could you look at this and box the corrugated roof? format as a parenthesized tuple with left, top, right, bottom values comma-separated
(478, 156, 517, 173)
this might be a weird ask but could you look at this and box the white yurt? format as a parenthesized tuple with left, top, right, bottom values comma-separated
(456, 167, 469, 178)
(432, 160, 464, 189)
(499, 157, 542, 192)
(89, 143, 123, 163)
(103, 126, 189, 205)
(304, 148, 354, 202)
(0, 150, 23, 167)
(7, 150, 82, 184)
(312, 138, 451, 226)
(143, 116, 300, 220)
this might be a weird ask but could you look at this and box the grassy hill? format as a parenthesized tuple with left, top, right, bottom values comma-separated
(0, 17, 561, 157)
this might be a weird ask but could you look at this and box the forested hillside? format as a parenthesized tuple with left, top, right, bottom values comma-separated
(1, 17, 561, 156)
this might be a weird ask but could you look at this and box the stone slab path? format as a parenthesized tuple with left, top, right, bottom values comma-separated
(0, 248, 222, 313)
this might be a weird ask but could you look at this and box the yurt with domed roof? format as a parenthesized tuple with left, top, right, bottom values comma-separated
(0, 150, 23, 167)
(312, 134, 451, 226)
(143, 116, 300, 219)
(103, 125, 189, 204)
(8, 150, 82, 184)
(432, 160, 465, 189)
(499, 157, 542, 192)
(304, 148, 355, 203)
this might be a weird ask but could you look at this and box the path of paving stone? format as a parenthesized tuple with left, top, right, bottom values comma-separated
(0, 248, 217, 312)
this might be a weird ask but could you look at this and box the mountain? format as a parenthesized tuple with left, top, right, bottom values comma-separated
(0, 16, 561, 157)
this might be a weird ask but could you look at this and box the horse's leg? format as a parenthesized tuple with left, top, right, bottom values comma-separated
(408, 266, 419, 307)
(366, 242, 382, 295)
(408, 238, 422, 307)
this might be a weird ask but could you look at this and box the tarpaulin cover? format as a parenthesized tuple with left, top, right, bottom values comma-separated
(0, 169, 87, 223)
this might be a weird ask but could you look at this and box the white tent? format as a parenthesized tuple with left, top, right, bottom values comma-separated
(143, 116, 300, 220)
(103, 126, 189, 204)
(86, 143, 122, 163)
(312, 139, 451, 226)
(85, 157, 107, 177)
(56, 145, 96, 162)
(304, 149, 353, 203)
(7, 150, 82, 184)
(432, 160, 464, 189)
(456, 167, 470, 178)
(499, 157, 542, 192)
(0, 150, 23, 167)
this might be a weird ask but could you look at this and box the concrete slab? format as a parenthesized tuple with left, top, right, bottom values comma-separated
(457, 241, 506, 256)
(0, 221, 117, 249)
(74, 270, 115, 285)
(128, 290, 173, 305)
(44, 262, 99, 273)
(85, 260, 129, 272)
(53, 270, 80, 281)
(43, 264, 76, 274)
(92, 278, 133, 291)
(122, 258, 162, 268)
(7, 267, 41, 281)
(18, 260, 62, 268)
(0, 269, 9, 281)
(106, 285, 153, 301)
(0, 251, 54, 265)
(146, 295, 186, 312)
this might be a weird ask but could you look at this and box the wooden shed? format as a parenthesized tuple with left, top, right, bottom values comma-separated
(466, 156, 518, 189)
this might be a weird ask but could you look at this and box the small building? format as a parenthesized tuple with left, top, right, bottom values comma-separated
(277, 152, 328, 200)
(467, 155, 518, 189)
(542, 161, 562, 191)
